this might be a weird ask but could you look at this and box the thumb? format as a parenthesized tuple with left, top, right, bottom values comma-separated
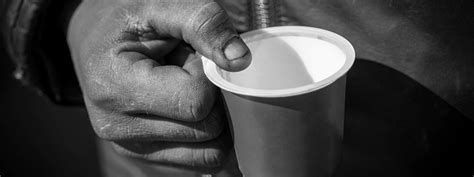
(183, 2, 251, 71)
(148, 1, 251, 71)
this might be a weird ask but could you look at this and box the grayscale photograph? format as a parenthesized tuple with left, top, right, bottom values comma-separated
(0, 0, 473, 177)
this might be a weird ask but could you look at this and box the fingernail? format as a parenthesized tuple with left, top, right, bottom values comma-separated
(224, 37, 249, 60)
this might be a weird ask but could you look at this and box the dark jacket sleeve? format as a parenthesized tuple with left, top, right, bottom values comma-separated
(1, 0, 83, 105)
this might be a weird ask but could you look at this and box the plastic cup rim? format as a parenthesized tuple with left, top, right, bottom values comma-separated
(202, 26, 355, 98)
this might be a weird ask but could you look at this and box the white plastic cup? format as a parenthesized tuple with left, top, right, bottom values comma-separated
(202, 26, 355, 177)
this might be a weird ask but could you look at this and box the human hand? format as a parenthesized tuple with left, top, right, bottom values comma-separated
(67, 0, 250, 171)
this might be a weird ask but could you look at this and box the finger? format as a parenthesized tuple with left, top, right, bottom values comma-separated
(111, 127, 232, 170)
(84, 46, 217, 122)
(146, 1, 252, 71)
(87, 96, 226, 143)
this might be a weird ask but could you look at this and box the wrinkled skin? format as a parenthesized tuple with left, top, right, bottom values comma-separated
(67, 0, 251, 171)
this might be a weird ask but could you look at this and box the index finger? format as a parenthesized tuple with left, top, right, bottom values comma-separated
(83, 45, 217, 122)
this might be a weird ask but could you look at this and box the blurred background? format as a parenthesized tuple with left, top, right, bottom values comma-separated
(0, 41, 101, 176)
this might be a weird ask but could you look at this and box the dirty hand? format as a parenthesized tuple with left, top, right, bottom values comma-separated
(67, 0, 251, 170)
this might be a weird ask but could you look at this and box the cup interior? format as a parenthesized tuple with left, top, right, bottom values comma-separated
(202, 26, 355, 97)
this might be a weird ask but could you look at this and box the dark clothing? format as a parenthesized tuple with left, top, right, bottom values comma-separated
(1, 0, 82, 104)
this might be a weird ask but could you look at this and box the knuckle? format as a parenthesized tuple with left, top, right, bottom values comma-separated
(177, 82, 216, 121)
(83, 76, 137, 114)
(189, 96, 207, 121)
(193, 3, 224, 29)
(92, 120, 118, 140)
(177, 95, 206, 122)
(93, 121, 116, 140)
(90, 114, 131, 141)
(189, 2, 232, 38)
(83, 76, 123, 110)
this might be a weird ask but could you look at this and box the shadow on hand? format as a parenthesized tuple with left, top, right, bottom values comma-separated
(334, 59, 474, 177)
